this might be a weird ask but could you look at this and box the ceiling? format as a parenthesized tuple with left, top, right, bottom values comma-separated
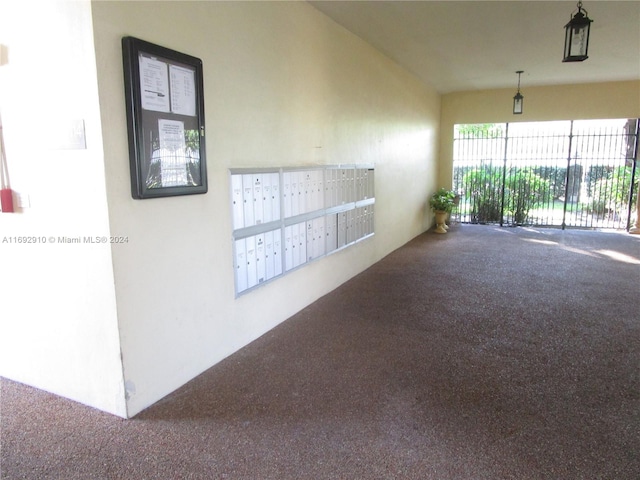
(309, 1, 640, 94)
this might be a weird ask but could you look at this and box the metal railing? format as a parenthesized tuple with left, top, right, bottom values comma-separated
(452, 119, 639, 230)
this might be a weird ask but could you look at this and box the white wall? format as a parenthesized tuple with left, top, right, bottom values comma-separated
(91, 1, 440, 416)
(0, 0, 126, 417)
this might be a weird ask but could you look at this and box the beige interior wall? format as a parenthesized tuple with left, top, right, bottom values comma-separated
(438, 80, 640, 188)
(92, 1, 440, 417)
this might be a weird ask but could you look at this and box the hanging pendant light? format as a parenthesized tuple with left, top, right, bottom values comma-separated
(563, 1, 593, 62)
(513, 70, 524, 115)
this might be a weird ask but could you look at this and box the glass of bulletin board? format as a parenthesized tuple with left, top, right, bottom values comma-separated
(122, 36, 207, 199)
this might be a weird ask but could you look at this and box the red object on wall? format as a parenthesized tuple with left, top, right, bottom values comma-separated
(1, 188, 14, 212)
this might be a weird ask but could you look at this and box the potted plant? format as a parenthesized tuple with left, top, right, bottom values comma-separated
(429, 187, 456, 234)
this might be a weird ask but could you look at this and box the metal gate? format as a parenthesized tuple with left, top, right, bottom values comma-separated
(452, 119, 639, 230)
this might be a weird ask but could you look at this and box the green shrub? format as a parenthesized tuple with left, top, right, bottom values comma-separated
(463, 165, 549, 225)
(429, 188, 456, 212)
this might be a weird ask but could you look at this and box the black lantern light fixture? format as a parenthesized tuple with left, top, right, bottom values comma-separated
(563, 1, 593, 62)
(513, 70, 524, 115)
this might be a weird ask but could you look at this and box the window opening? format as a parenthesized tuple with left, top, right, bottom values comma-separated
(453, 119, 639, 230)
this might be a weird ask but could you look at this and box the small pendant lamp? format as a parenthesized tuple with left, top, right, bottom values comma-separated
(513, 71, 524, 115)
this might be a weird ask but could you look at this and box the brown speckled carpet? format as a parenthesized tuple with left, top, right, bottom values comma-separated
(2, 224, 639, 479)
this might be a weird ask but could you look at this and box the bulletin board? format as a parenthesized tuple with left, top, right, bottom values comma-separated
(122, 36, 207, 199)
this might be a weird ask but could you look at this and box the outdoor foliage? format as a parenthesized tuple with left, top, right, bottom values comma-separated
(463, 165, 503, 223)
(463, 165, 549, 225)
(455, 123, 505, 139)
(505, 168, 550, 224)
(588, 166, 636, 218)
(533, 166, 566, 200)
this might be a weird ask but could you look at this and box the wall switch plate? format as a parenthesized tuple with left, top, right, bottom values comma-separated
(16, 192, 30, 208)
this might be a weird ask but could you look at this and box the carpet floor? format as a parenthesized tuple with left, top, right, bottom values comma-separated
(2, 224, 639, 479)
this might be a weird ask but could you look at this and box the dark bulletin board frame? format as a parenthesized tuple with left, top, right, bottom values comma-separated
(122, 36, 207, 199)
